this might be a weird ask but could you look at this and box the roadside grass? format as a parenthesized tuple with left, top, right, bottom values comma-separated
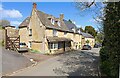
(30, 49, 51, 55)
(30, 49, 40, 53)
(0, 26, 3, 30)
(0, 40, 4, 46)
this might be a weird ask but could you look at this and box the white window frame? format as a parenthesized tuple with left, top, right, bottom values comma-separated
(49, 43, 58, 50)
(53, 30, 57, 36)
(51, 19, 55, 25)
(28, 42, 32, 49)
(64, 32, 67, 35)
(29, 29, 32, 36)
(57, 21, 60, 26)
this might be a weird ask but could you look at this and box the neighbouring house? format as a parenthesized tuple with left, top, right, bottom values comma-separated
(81, 32, 95, 47)
(77, 28, 95, 47)
(64, 20, 82, 49)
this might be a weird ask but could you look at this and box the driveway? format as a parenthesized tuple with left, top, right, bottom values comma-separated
(11, 48, 100, 76)
(0, 46, 32, 76)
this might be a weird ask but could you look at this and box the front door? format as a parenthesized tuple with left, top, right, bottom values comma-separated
(63, 41, 65, 51)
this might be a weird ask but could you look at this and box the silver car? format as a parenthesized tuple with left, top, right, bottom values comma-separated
(18, 43, 28, 52)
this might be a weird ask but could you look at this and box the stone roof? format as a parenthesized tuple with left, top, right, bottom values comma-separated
(47, 36, 72, 42)
(36, 10, 69, 32)
(19, 17, 30, 28)
(4, 25, 15, 28)
(81, 32, 94, 38)
(64, 20, 79, 34)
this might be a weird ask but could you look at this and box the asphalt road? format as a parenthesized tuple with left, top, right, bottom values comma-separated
(11, 48, 100, 76)
(0, 45, 2, 77)
(0, 46, 32, 75)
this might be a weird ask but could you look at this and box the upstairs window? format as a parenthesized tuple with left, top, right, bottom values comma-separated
(29, 29, 32, 36)
(53, 30, 57, 36)
(64, 32, 67, 35)
(57, 21, 60, 26)
(51, 19, 55, 25)
(72, 27, 76, 33)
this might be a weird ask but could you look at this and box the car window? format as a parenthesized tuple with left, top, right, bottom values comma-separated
(20, 43, 26, 45)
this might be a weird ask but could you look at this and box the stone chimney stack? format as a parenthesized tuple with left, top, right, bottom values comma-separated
(33, 3, 37, 9)
(60, 13, 64, 21)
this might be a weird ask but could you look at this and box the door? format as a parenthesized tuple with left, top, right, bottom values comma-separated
(63, 41, 65, 51)
(28, 42, 31, 49)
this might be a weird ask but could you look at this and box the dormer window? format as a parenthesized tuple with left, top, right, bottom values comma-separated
(51, 19, 55, 25)
(26, 19, 28, 22)
(29, 29, 32, 36)
(57, 21, 60, 26)
(72, 28, 75, 33)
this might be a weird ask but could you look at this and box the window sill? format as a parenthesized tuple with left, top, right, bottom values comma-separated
(50, 48, 58, 50)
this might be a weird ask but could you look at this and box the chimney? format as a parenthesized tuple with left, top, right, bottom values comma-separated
(60, 13, 64, 21)
(33, 3, 37, 9)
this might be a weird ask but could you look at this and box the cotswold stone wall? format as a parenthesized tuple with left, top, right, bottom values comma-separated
(5, 27, 19, 37)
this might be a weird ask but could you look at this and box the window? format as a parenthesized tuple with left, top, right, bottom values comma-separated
(51, 19, 55, 25)
(28, 42, 32, 48)
(49, 43, 58, 49)
(29, 29, 32, 36)
(53, 30, 57, 36)
(64, 32, 67, 35)
(57, 21, 60, 26)
(72, 28, 75, 33)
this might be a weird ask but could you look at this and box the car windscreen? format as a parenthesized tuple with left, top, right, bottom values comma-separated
(20, 43, 26, 45)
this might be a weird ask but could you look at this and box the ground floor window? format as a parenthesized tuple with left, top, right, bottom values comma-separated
(49, 42, 58, 50)
(65, 41, 71, 47)
(28, 42, 32, 48)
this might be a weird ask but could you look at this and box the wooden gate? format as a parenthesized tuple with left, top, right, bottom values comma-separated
(5, 29, 20, 52)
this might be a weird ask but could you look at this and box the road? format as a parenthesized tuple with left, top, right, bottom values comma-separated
(0, 46, 32, 76)
(11, 48, 100, 76)
(0, 46, 2, 77)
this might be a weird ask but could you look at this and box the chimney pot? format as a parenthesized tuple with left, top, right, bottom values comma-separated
(60, 14, 64, 21)
(33, 3, 37, 9)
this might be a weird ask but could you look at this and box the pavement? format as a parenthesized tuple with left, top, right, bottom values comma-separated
(1, 46, 32, 76)
(10, 48, 100, 76)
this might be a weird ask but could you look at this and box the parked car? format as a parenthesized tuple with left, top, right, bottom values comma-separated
(82, 45, 92, 50)
(18, 43, 28, 53)
(94, 43, 102, 48)
(94, 44, 99, 48)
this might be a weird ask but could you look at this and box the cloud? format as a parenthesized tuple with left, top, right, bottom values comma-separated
(10, 21, 22, 26)
(0, 4, 3, 10)
(0, 4, 23, 18)
(76, 24, 85, 29)
(89, 17, 102, 23)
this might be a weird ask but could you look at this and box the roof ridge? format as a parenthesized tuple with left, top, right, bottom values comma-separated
(37, 10, 59, 19)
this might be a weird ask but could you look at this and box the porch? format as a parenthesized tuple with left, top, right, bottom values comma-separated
(47, 36, 72, 54)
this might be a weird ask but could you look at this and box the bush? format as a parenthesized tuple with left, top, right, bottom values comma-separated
(100, 2, 119, 78)
(100, 46, 118, 78)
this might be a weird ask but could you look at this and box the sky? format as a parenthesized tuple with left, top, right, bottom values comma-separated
(0, 2, 103, 30)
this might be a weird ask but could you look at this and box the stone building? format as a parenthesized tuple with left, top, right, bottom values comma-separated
(19, 3, 95, 54)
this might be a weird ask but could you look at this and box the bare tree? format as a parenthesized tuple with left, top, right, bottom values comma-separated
(74, 1, 106, 33)
(0, 20, 10, 27)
